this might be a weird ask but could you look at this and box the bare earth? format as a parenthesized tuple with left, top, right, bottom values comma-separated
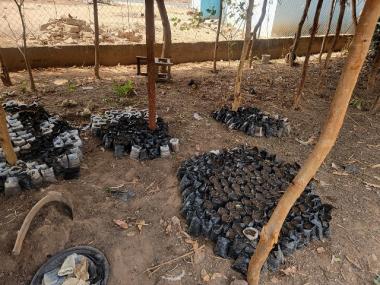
(0, 55, 379, 285)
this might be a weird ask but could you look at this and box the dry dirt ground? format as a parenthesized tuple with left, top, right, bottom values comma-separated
(0, 55, 379, 285)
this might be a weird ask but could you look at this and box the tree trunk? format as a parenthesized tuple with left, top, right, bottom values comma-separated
(231, 0, 255, 112)
(368, 47, 380, 114)
(0, 105, 17, 165)
(372, 94, 380, 114)
(351, 0, 357, 30)
(145, 0, 157, 130)
(247, 2, 380, 284)
(324, 0, 346, 69)
(156, 0, 171, 73)
(213, 0, 223, 73)
(14, 0, 36, 92)
(292, 0, 324, 109)
(0, 49, 12, 87)
(94, 0, 100, 79)
(319, 0, 337, 63)
(367, 47, 380, 92)
(288, 0, 312, 66)
(248, 0, 268, 68)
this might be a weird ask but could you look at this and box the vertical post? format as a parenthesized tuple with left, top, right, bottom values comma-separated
(93, 0, 100, 79)
(145, 0, 157, 130)
(288, 0, 312, 66)
(213, 0, 223, 73)
(292, 0, 324, 109)
(0, 105, 17, 165)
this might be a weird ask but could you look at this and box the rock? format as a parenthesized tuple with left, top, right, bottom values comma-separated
(53, 79, 69, 86)
(80, 108, 91, 118)
(344, 164, 359, 174)
(64, 18, 86, 27)
(63, 37, 78, 45)
(316, 247, 325, 254)
(62, 99, 78, 108)
(63, 24, 80, 33)
(68, 32, 80, 39)
(230, 280, 248, 285)
(171, 216, 181, 227)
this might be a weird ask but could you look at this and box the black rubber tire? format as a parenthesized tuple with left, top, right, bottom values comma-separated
(30, 246, 109, 285)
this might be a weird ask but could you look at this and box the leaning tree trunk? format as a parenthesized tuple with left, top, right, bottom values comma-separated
(247, 2, 380, 284)
(248, 0, 268, 68)
(14, 0, 36, 92)
(93, 0, 100, 79)
(319, 0, 337, 63)
(351, 0, 358, 30)
(292, 0, 324, 109)
(288, 0, 312, 66)
(213, 0, 223, 73)
(324, 0, 346, 69)
(231, 0, 255, 111)
(0, 49, 12, 86)
(156, 0, 172, 73)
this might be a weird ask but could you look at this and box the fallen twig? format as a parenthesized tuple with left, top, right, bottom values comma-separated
(145, 245, 205, 275)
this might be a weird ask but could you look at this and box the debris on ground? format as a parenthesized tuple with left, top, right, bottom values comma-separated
(30, 15, 143, 46)
(113, 219, 129, 230)
(106, 185, 136, 202)
(31, 246, 109, 285)
(62, 99, 78, 108)
(178, 146, 332, 275)
(212, 106, 290, 137)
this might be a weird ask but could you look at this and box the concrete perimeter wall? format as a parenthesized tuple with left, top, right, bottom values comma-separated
(1, 35, 352, 72)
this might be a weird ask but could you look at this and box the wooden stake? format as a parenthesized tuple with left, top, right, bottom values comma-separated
(0, 49, 12, 87)
(13, 0, 36, 92)
(0, 104, 17, 165)
(156, 0, 172, 63)
(324, 0, 346, 69)
(248, 0, 268, 68)
(145, 0, 157, 130)
(93, 0, 100, 79)
(351, 0, 358, 30)
(319, 0, 337, 63)
(292, 0, 324, 109)
(247, 1, 380, 284)
(288, 0, 312, 66)
(212, 0, 223, 73)
(231, 0, 254, 112)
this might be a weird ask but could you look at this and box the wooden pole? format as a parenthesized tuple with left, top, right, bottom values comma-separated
(292, 0, 324, 109)
(145, 0, 157, 130)
(0, 49, 12, 87)
(351, 0, 358, 30)
(247, 1, 380, 284)
(248, 0, 268, 68)
(0, 105, 17, 165)
(212, 0, 223, 73)
(93, 0, 100, 79)
(289, 0, 312, 66)
(14, 0, 36, 92)
(324, 0, 346, 69)
(318, 0, 337, 63)
(231, 0, 255, 112)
